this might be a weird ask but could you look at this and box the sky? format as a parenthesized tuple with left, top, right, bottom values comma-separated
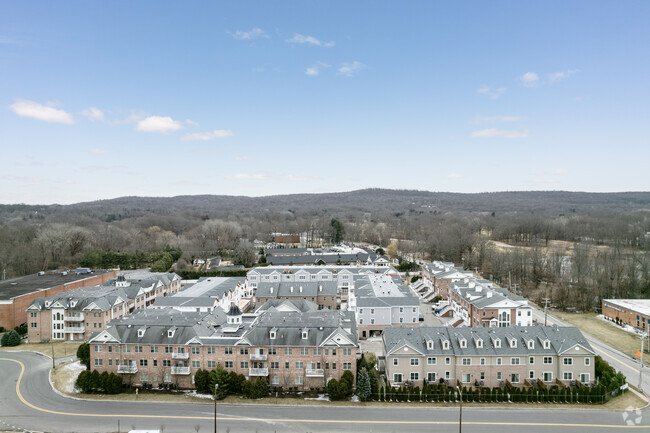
(1, 1, 649, 205)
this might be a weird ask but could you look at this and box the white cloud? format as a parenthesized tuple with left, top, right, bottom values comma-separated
(226, 173, 268, 180)
(10, 99, 75, 124)
(91, 148, 109, 155)
(286, 33, 335, 47)
(520, 72, 539, 87)
(81, 107, 104, 121)
(185, 119, 199, 126)
(181, 129, 234, 141)
(231, 28, 268, 40)
(337, 61, 364, 77)
(446, 173, 463, 179)
(471, 115, 523, 124)
(136, 116, 184, 133)
(306, 62, 330, 76)
(477, 86, 506, 99)
(470, 128, 529, 139)
(549, 69, 579, 82)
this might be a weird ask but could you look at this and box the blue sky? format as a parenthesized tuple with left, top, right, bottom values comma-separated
(1, 1, 649, 204)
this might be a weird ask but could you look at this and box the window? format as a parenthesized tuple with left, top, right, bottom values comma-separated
(164, 346, 172, 353)
(543, 372, 553, 382)
(585, 358, 591, 366)
(427, 357, 437, 365)
(480, 358, 485, 366)
(580, 373, 590, 383)
(332, 362, 337, 370)
(529, 371, 535, 379)
(313, 348, 322, 355)
(462, 358, 471, 366)
(511, 373, 520, 383)
(563, 372, 573, 380)
(163, 360, 171, 367)
(410, 372, 419, 381)
(108, 359, 112, 366)
(284, 348, 293, 355)
(271, 377, 279, 385)
(164, 374, 171, 383)
(240, 348, 249, 355)
(563, 358, 573, 365)
(191, 361, 200, 368)
(497, 372, 501, 380)
(295, 362, 304, 369)
(240, 361, 249, 369)
(269, 348, 277, 355)
(394, 373, 403, 383)
(543, 357, 553, 364)
(150, 346, 158, 353)
(427, 372, 436, 382)
(224, 347, 232, 355)
(529, 356, 534, 365)
(460, 339, 467, 348)
(94, 345, 102, 352)
(370, 308, 375, 314)
(400, 307, 404, 313)
(410, 358, 420, 366)
(359, 319, 363, 325)
(225, 361, 233, 368)
(496, 357, 502, 365)
(134, 345, 142, 353)
(30, 322, 36, 328)
(413, 307, 417, 313)
(139, 359, 148, 366)
(511, 357, 520, 365)
(332, 349, 337, 355)
(443, 341, 450, 350)
(270, 362, 279, 369)
(445, 357, 451, 365)
(494, 339, 501, 348)
(300, 348, 309, 355)
(393, 358, 399, 366)
(343, 363, 352, 370)
(458, 373, 469, 383)
(206, 360, 216, 369)
(94, 359, 102, 366)
(30, 312, 37, 318)
(191, 347, 200, 354)
(359, 309, 363, 314)
(399, 317, 404, 323)
(140, 374, 148, 382)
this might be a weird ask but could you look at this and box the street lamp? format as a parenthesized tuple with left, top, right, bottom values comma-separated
(214, 383, 219, 433)
(456, 385, 462, 433)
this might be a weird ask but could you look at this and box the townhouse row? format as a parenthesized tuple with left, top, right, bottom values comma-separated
(383, 325, 595, 389)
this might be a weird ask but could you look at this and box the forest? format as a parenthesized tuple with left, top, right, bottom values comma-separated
(1, 189, 649, 311)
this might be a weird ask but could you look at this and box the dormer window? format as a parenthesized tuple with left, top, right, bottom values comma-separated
(427, 340, 434, 350)
(494, 338, 501, 348)
(443, 340, 450, 350)
(302, 330, 308, 339)
(476, 339, 483, 348)
(138, 329, 145, 338)
(509, 338, 517, 348)
(459, 338, 467, 349)
(528, 340, 534, 349)
(270, 331, 276, 339)
(168, 329, 175, 338)
(544, 341, 550, 349)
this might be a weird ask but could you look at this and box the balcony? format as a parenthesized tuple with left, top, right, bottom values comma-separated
(63, 326, 85, 333)
(172, 352, 189, 359)
(117, 364, 138, 374)
(248, 368, 269, 376)
(250, 353, 267, 361)
(171, 366, 191, 375)
(306, 368, 324, 377)
(64, 314, 84, 321)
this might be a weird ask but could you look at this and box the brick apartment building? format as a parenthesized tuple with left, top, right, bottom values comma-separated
(0, 270, 115, 330)
(602, 299, 650, 331)
(88, 305, 358, 391)
(27, 271, 180, 342)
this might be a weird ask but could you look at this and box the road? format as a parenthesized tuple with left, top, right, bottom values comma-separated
(530, 307, 650, 394)
(1, 352, 648, 433)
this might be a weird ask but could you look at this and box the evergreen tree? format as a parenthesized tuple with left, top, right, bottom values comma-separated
(208, 364, 230, 399)
(356, 368, 371, 402)
(1, 330, 21, 346)
(194, 369, 210, 393)
(76, 343, 91, 369)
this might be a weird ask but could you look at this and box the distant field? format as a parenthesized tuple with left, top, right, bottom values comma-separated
(0, 341, 81, 358)
(551, 311, 645, 361)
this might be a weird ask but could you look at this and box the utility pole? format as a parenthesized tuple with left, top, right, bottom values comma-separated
(542, 298, 551, 327)
(51, 340, 55, 368)
(456, 385, 462, 433)
(214, 383, 219, 433)
(639, 334, 645, 389)
(508, 272, 511, 290)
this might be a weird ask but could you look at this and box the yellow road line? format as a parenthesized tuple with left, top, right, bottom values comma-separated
(0, 357, 647, 429)
(594, 347, 640, 374)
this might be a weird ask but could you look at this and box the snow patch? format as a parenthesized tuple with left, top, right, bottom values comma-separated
(350, 395, 360, 402)
(304, 394, 330, 401)
(184, 390, 215, 400)
(61, 361, 86, 393)
(597, 314, 646, 336)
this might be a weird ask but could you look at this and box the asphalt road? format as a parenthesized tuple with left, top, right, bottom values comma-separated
(1, 352, 648, 433)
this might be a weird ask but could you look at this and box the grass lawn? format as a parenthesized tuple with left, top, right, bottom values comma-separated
(0, 340, 81, 358)
(550, 311, 645, 361)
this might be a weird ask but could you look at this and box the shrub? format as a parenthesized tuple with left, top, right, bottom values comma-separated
(194, 369, 210, 394)
(1, 330, 21, 346)
(77, 343, 91, 369)
(13, 325, 27, 336)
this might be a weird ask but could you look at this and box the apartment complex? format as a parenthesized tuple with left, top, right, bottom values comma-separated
(419, 261, 532, 328)
(0, 270, 115, 330)
(26, 271, 180, 342)
(383, 326, 595, 389)
(253, 281, 338, 311)
(349, 273, 421, 339)
(89, 305, 358, 391)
